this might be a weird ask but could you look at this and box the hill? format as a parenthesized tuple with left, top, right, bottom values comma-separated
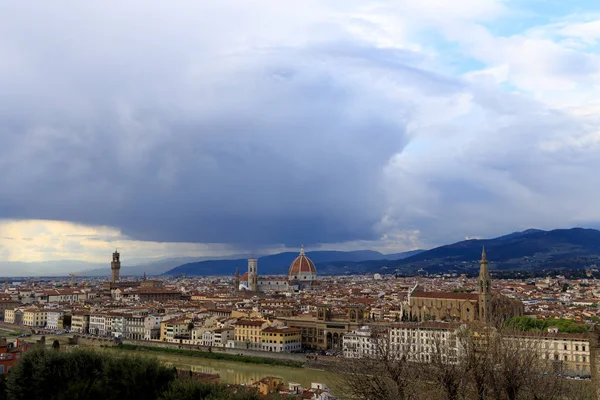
(163, 249, 423, 276)
(390, 227, 600, 274)
(78, 254, 255, 277)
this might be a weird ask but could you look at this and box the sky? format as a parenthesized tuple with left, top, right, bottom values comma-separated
(1, 0, 600, 266)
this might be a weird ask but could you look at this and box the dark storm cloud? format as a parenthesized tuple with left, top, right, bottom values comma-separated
(0, 3, 467, 246)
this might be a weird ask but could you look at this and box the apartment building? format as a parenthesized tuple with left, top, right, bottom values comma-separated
(89, 313, 107, 336)
(343, 322, 461, 363)
(233, 319, 268, 350)
(160, 316, 192, 342)
(23, 308, 47, 328)
(213, 328, 234, 347)
(144, 314, 163, 340)
(261, 326, 302, 353)
(46, 310, 65, 330)
(0, 301, 20, 321)
(71, 312, 90, 334)
(4, 309, 23, 325)
(124, 313, 146, 340)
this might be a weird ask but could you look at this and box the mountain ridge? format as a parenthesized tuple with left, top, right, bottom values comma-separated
(389, 227, 600, 273)
(163, 249, 424, 276)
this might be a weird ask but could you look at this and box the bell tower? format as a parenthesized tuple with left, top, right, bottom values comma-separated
(248, 258, 258, 292)
(111, 250, 121, 283)
(479, 247, 491, 324)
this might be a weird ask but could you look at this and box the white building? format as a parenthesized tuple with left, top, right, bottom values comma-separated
(342, 326, 378, 359)
(89, 313, 107, 336)
(201, 330, 214, 347)
(124, 312, 147, 340)
(144, 314, 163, 340)
(46, 311, 64, 330)
(343, 322, 461, 363)
(213, 328, 234, 347)
(111, 315, 125, 338)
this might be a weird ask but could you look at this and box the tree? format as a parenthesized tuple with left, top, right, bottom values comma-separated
(51, 340, 60, 350)
(187, 322, 195, 332)
(6, 347, 177, 400)
(334, 327, 422, 400)
(335, 323, 594, 400)
(426, 331, 465, 400)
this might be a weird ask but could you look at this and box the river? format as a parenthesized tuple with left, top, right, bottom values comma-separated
(114, 350, 341, 392)
(153, 352, 337, 386)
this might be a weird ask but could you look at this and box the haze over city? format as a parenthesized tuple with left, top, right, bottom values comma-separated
(2, 1, 600, 271)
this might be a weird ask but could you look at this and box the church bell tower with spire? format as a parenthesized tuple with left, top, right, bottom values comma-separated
(479, 247, 491, 324)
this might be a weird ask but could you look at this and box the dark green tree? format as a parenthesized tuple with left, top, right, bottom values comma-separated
(6, 347, 177, 400)
(51, 340, 60, 350)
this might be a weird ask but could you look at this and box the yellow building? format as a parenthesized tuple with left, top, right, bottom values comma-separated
(257, 377, 283, 396)
(23, 308, 47, 327)
(279, 304, 366, 351)
(71, 312, 90, 334)
(234, 319, 267, 350)
(4, 309, 19, 324)
(0, 300, 20, 321)
(160, 317, 192, 342)
(261, 326, 301, 352)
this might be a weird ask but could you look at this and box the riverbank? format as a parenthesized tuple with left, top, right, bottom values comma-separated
(102, 346, 342, 393)
(114, 343, 305, 368)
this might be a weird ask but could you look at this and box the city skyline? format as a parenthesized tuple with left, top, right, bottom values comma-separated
(2, 1, 600, 269)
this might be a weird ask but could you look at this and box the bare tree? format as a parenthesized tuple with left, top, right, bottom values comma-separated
(334, 327, 421, 400)
(335, 323, 593, 400)
(426, 328, 466, 400)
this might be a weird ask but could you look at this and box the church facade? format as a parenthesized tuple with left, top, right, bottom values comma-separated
(405, 249, 524, 324)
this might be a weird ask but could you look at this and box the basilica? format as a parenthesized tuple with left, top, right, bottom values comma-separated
(404, 248, 524, 324)
(234, 246, 318, 293)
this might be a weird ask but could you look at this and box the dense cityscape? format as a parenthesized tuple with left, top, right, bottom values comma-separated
(0, 246, 599, 397)
(3, 0, 600, 398)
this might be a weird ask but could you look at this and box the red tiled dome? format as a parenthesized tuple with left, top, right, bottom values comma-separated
(288, 246, 316, 276)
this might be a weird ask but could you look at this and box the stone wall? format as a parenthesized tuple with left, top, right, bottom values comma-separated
(119, 338, 307, 362)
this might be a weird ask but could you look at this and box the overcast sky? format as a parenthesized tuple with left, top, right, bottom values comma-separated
(1, 0, 600, 265)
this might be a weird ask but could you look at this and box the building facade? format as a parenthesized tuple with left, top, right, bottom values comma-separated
(236, 247, 317, 293)
(261, 326, 302, 353)
(233, 319, 268, 350)
(405, 249, 524, 323)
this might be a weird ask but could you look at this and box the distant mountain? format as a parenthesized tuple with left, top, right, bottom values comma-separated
(384, 249, 426, 260)
(79, 254, 255, 277)
(0, 260, 105, 277)
(163, 249, 424, 276)
(390, 228, 600, 273)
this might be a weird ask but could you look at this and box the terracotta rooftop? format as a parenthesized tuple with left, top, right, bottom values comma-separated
(411, 291, 479, 300)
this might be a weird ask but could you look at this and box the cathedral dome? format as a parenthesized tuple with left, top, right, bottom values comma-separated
(288, 246, 317, 279)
